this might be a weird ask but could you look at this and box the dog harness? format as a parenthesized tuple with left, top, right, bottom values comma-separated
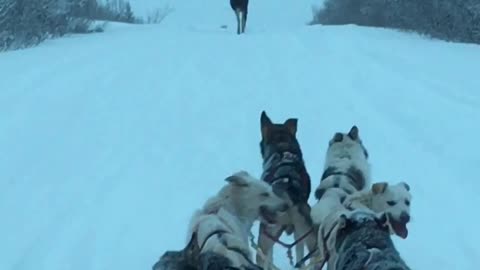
(261, 150, 311, 204)
(259, 141, 315, 266)
(293, 216, 343, 269)
(321, 168, 364, 191)
(195, 208, 259, 270)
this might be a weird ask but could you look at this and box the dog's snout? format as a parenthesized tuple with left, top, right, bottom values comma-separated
(400, 212, 410, 223)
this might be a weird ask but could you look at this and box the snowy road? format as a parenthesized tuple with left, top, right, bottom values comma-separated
(1, 0, 480, 269)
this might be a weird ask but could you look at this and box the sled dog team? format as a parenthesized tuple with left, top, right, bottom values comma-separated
(154, 111, 412, 270)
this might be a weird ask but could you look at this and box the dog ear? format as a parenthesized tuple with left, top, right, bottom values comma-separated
(283, 118, 298, 136)
(371, 182, 388, 194)
(348, 125, 359, 140)
(225, 174, 249, 187)
(333, 132, 343, 142)
(260, 111, 272, 139)
(401, 182, 410, 191)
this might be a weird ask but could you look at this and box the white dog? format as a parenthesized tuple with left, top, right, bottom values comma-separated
(343, 181, 412, 239)
(186, 170, 289, 269)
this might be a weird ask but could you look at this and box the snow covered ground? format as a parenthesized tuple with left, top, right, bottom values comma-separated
(1, 0, 480, 269)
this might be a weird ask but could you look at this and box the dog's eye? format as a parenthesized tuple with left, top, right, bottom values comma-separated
(387, 200, 397, 206)
(405, 200, 410, 206)
(260, 192, 270, 197)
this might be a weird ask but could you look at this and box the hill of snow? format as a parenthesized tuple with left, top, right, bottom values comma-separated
(1, 0, 479, 269)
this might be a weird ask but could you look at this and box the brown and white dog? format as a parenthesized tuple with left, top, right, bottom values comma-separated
(256, 111, 316, 269)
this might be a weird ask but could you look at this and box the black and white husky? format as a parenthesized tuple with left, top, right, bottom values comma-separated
(230, 0, 249, 34)
(310, 125, 371, 269)
(314, 125, 371, 201)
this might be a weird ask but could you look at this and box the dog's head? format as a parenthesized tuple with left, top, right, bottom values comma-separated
(327, 125, 369, 160)
(225, 171, 289, 225)
(259, 110, 301, 160)
(333, 208, 388, 252)
(370, 181, 412, 239)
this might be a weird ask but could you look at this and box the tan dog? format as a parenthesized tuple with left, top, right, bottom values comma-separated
(187, 171, 289, 269)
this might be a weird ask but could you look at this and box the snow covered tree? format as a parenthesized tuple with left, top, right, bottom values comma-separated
(92, 0, 139, 23)
(311, 0, 480, 45)
(123, 2, 134, 23)
(0, 0, 67, 50)
(0, 0, 156, 52)
(68, 0, 98, 18)
(0, 0, 16, 49)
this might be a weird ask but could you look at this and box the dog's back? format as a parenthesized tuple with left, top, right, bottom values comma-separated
(259, 111, 311, 205)
(186, 198, 252, 268)
(333, 212, 411, 270)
